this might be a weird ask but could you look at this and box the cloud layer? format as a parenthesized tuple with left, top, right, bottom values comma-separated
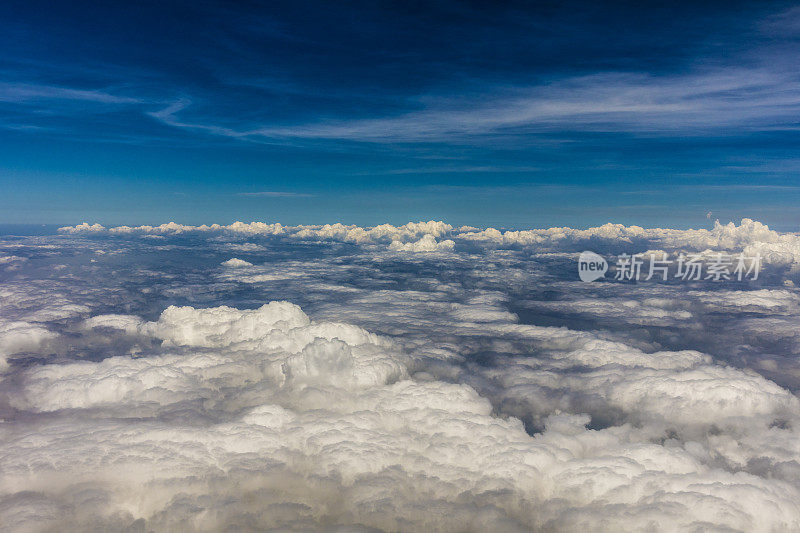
(3, 219, 800, 531)
(59, 217, 800, 266)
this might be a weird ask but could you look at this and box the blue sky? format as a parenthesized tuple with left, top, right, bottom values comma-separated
(2, 0, 800, 228)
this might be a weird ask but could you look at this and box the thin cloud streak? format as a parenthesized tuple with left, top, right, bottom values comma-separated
(237, 191, 315, 197)
(356, 166, 542, 175)
(0, 82, 141, 104)
(148, 67, 800, 144)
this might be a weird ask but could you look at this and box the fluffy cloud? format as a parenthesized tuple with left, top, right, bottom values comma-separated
(6, 301, 800, 531)
(0, 319, 57, 371)
(389, 234, 455, 252)
(58, 218, 800, 268)
(59, 220, 454, 246)
(220, 257, 253, 267)
(4, 221, 800, 531)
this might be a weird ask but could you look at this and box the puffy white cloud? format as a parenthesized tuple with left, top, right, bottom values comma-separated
(110, 221, 286, 236)
(6, 221, 800, 531)
(58, 220, 454, 247)
(388, 234, 455, 252)
(0, 297, 800, 531)
(688, 288, 800, 313)
(56, 222, 106, 233)
(5, 302, 800, 532)
(220, 257, 253, 267)
(218, 242, 266, 252)
(57, 218, 800, 269)
(460, 218, 800, 268)
(0, 319, 57, 371)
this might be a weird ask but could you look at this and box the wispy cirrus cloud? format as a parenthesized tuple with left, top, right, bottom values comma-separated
(236, 191, 315, 197)
(0, 82, 141, 104)
(758, 5, 800, 36)
(356, 165, 542, 175)
(145, 67, 800, 144)
(146, 99, 249, 138)
(3, 6, 799, 152)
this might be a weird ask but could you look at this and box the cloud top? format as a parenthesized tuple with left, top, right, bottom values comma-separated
(5, 218, 800, 530)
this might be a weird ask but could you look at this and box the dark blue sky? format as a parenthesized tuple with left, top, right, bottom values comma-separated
(2, 1, 800, 228)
